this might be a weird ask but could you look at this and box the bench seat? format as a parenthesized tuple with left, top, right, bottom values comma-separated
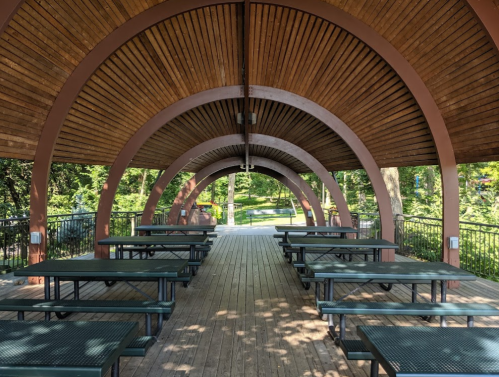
(319, 301, 499, 350)
(340, 339, 374, 360)
(317, 301, 499, 317)
(121, 336, 156, 357)
(122, 246, 210, 252)
(0, 298, 175, 314)
(0, 298, 175, 337)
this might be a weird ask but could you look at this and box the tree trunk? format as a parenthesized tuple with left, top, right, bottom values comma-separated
(276, 184, 282, 208)
(139, 169, 148, 197)
(426, 166, 435, 196)
(211, 182, 216, 202)
(343, 172, 348, 202)
(380, 167, 403, 215)
(381, 167, 404, 247)
(228, 173, 235, 226)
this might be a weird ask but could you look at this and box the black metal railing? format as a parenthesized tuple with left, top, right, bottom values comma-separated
(0, 217, 29, 273)
(0, 207, 170, 272)
(328, 209, 499, 279)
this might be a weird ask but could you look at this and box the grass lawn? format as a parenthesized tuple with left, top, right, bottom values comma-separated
(222, 195, 308, 226)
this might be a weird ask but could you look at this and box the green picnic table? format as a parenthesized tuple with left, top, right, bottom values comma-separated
(135, 224, 216, 236)
(0, 320, 138, 377)
(98, 235, 208, 275)
(15, 259, 187, 317)
(275, 226, 358, 242)
(306, 261, 476, 338)
(357, 326, 499, 377)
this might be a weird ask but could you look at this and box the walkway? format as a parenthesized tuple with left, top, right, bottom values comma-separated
(1, 231, 498, 376)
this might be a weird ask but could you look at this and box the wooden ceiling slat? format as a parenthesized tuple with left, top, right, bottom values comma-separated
(128, 36, 181, 108)
(202, 7, 223, 88)
(436, 60, 499, 108)
(149, 24, 189, 98)
(405, 1, 469, 65)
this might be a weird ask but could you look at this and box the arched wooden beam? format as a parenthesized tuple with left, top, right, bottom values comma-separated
(0, 1, 24, 36)
(167, 157, 244, 225)
(179, 165, 314, 226)
(179, 160, 317, 226)
(165, 135, 351, 227)
(28, 0, 458, 268)
(26, 0, 458, 268)
(27, 0, 240, 267)
(94, 131, 243, 258)
(250, 156, 325, 225)
(260, 0, 459, 269)
(251, 87, 395, 261)
(465, 0, 499, 59)
(95, 85, 392, 258)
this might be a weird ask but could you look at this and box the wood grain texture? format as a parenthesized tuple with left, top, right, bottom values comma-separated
(2, 234, 499, 377)
(0, 0, 497, 168)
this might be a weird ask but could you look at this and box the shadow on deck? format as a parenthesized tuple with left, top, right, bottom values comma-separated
(1, 232, 498, 377)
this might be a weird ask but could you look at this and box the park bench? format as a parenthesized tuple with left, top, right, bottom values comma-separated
(283, 244, 374, 264)
(122, 245, 211, 258)
(246, 209, 295, 225)
(0, 298, 178, 357)
(316, 301, 499, 360)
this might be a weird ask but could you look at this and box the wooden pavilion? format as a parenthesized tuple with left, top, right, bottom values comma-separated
(0, 1, 498, 277)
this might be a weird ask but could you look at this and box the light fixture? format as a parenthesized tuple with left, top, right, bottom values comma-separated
(448, 237, 459, 249)
(30, 232, 42, 244)
(237, 113, 257, 124)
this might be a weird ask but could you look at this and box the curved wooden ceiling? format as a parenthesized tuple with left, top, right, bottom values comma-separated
(0, 0, 498, 173)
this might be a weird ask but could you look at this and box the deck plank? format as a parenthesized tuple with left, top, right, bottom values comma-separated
(1, 234, 499, 377)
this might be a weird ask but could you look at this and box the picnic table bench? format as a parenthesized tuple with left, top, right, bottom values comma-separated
(317, 301, 499, 349)
(247, 209, 295, 225)
(0, 320, 138, 377)
(358, 326, 499, 377)
(0, 298, 175, 336)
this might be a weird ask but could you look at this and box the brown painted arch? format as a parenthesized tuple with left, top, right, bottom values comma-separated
(165, 135, 352, 227)
(27, 0, 460, 265)
(167, 157, 244, 225)
(263, 0, 458, 267)
(465, 0, 499, 59)
(178, 165, 314, 226)
(0, 1, 24, 36)
(28, 0, 241, 266)
(94, 87, 393, 259)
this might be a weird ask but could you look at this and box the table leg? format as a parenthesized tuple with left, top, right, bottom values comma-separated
(54, 277, 60, 299)
(74, 281, 80, 300)
(158, 278, 165, 301)
(44, 276, 51, 321)
(111, 358, 120, 377)
(326, 279, 338, 342)
(298, 247, 305, 274)
(440, 280, 447, 327)
(190, 245, 197, 276)
(163, 278, 169, 319)
(371, 360, 379, 377)
(171, 282, 176, 301)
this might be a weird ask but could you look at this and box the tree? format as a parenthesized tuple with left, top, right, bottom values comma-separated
(227, 173, 235, 225)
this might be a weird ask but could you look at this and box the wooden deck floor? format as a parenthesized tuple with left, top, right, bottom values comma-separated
(2, 234, 499, 377)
